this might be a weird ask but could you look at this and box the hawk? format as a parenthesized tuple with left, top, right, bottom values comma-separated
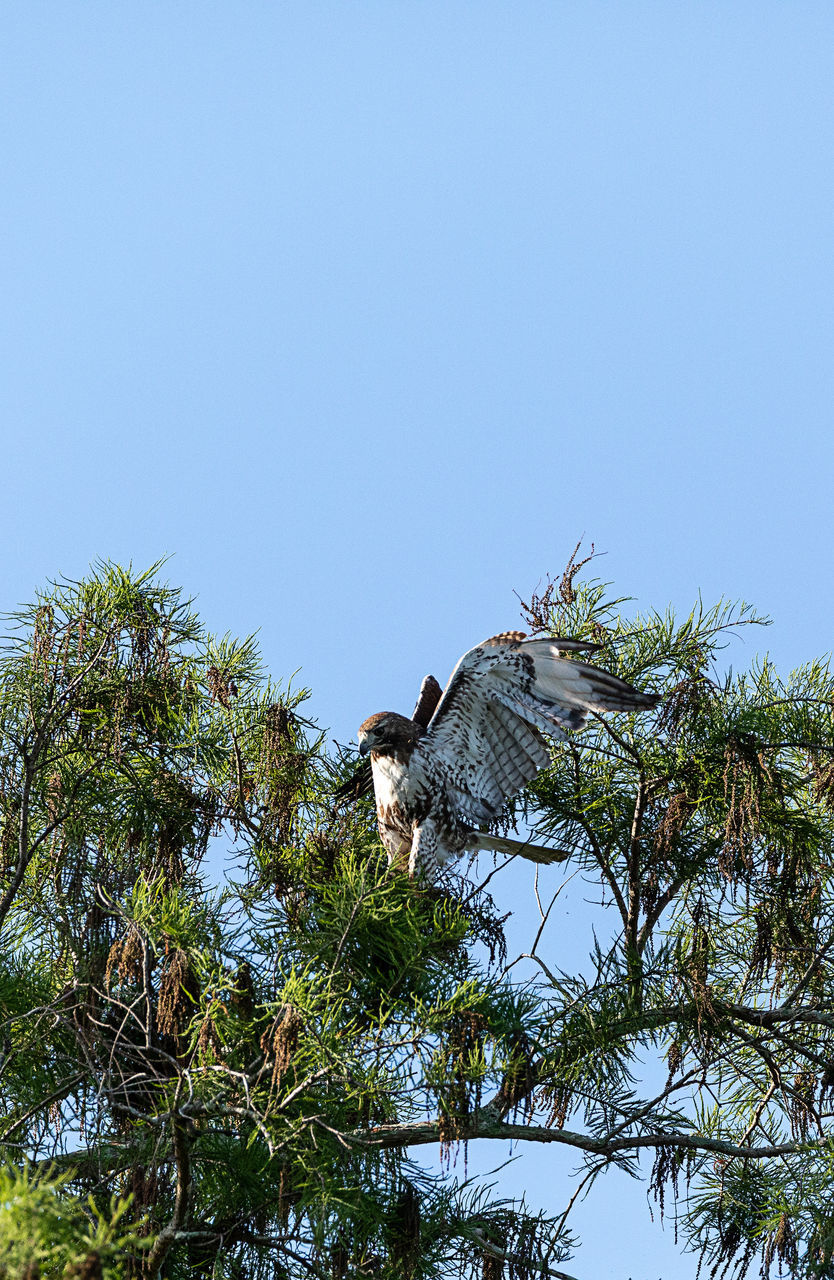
(346, 631, 658, 881)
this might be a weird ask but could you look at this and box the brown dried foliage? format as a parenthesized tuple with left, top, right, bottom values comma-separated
(264, 702, 292, 754)
(0, 800, 19, 871)
(206, 665, 237, 709)
(438, 1010, 488, 1159)
(197, 1004, 222, 1058)
(156, 948, 200, 1041)
(260, 1005, 303, 1090)
(150, 772, 206, 882)
(307, 831, 340, 881)
(666, 1038, 683, 1083)
(105, 926, 145, 989)
(437, 1109, 459, 1155)
(451, 890, 508, 969)
(276, 1162, 299, 1225)
(762, 1214, 799, 1277)
(684, 914, 718, 1046)
(544, 1083, 572, 1130)
(788, 1070, 817, 1140)
(252, 703, 308, 848)
(130, 1165, 159, 1210)
(516, 543, 597, 636)
(654, 792, 697, 859)
(813, 759, 834, 810)
(655, 673, 711, 738)
(46, 771, 63, 823)
(719, 734, 768, 880)
(650, 1145, 688, 1230)
(231, 961, 256, 1021)
(559, 540, 596, 605)
(32, 604, 55, 673)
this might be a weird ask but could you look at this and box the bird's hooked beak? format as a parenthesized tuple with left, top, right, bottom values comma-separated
(358, 738, 370, 756)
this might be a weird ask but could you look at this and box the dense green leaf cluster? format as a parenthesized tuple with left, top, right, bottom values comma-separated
(3, 559, 834, 1279)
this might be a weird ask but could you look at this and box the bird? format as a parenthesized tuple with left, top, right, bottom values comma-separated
(344, 630, 658, 881)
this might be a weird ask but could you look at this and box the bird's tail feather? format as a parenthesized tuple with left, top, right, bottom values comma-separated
(467, 831, 571, 864)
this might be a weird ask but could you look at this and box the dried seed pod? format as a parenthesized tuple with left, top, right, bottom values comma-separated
(157, 948, 200, 1040)
(197, 1004, 222, 1058)
(264, 702, 292, 754)
(654, 792, 695, 857)
(207, 665, 231, 708)
(231, 961, 256, 1021)
(260, 1005, 303, 1089)
(105, 926, 145, 989)
(545, 1084, 572, 1130)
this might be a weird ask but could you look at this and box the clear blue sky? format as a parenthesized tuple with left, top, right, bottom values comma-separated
(3, 4, 834, 1275)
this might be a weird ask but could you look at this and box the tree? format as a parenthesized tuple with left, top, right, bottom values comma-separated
(2, 557, 834, 1279)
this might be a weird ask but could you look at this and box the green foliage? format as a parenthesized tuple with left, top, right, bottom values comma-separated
(3, 555, 834, 1278)
(0, 1162, 146, 1278)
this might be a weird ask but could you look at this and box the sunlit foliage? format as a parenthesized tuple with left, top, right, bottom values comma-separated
(3, 558, 834, 1279)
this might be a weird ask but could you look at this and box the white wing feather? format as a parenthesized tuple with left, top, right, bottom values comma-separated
(414, 634, 655, 825)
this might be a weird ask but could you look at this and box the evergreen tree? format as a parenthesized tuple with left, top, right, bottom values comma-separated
(2, 557, 834, 1278)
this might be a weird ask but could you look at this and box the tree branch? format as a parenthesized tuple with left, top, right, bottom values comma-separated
(340, 1110, 808, 1162)
(143, 1092, 192, 1278)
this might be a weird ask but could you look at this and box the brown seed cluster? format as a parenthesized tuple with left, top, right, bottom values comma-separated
(437, 1010, 487, 1160)
(544, 1083, 572, 1130)
(763, 1213, 798, 1275)
(719, 734, 766, 879)
(260, 1005, 303, 1090)
(655, 673, 710, 738)
(666, 1038, 683, 1082)
(31, 604, 55, 674)
(156, 948, 200, 1041)
(650, 1145, 688, 1227)
(105, 926, 145, 988)
(231, 961, 256, 1021)
(206, 665, 237, 708)
(654, 791, 696, 858)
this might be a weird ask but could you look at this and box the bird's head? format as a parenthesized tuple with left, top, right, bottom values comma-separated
(357, 712, 421, 759)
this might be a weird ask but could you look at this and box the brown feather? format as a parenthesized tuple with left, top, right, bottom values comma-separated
(411, 674, 443, 729)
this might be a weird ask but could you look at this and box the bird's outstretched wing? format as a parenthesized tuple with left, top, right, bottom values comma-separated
(415, 631, 657, 827)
